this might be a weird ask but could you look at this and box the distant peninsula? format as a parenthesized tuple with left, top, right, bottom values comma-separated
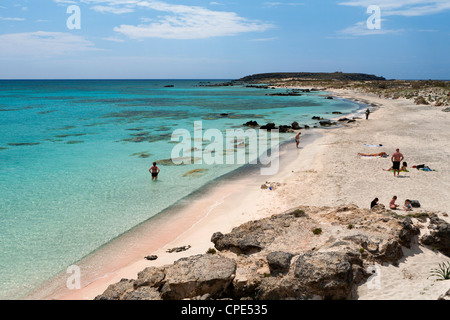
(234, 72, 449, 107)
(237, 72, 386, 82)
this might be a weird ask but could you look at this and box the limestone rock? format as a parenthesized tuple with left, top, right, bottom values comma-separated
(160, 254, 236, 300)
(266, 251, 294, 276)
(420, 216, 450, 257)
(94, 279, 135, 300)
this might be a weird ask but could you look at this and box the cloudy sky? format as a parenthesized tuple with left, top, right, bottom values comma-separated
(0, 0, 449, 79)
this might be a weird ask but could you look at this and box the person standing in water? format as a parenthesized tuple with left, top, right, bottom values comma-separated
(295, 132, 301, 149)
(149, 162, 160, 181)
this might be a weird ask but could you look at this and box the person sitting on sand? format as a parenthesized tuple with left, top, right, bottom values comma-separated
(149, 162, 160, 181)
(370, 197, 379, 209)
(384, 162, 408, 172)
(358, 152, 388, 157)
(389, 196, 399, 210)
(403, 199, 413, 211)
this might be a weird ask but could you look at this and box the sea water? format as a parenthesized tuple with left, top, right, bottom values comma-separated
(0, 80, 362, 299)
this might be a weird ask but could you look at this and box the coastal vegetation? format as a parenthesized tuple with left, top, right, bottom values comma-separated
(235, 73, 450, 107)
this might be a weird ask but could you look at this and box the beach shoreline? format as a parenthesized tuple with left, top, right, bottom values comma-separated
(29, 88, 450, 300)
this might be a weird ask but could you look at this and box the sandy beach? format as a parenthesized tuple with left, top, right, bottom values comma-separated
(34, 89, 450, 300)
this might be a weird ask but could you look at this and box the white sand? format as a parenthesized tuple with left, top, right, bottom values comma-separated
(35, 89, 450, 300)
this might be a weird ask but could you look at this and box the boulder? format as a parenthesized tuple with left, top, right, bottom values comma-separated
(160, 254, 236, 300)
(134, 267, 166, 289)
(420, 216, 450, 257)
(438, 289, 450, 300)
(211, 231, 263, 255)
(279, 125, 294, 133)
(293, 251, 363, 300)
(266, 251, 294, 275)
(94, 279, 135, 300)
(260, 123, 277, 130)
(291, 121, 301, 130)
(319, 120, 336, 127)
(243, 120, 259, 127)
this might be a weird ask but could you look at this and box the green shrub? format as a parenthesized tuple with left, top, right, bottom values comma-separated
(291, 209, 306, 218)
(206, 248, 216, 254)
(429, 261, 450, 281)
(312, 228, 322, 235)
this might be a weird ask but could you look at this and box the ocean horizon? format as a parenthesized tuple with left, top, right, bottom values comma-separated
(0, 79, 364, 299)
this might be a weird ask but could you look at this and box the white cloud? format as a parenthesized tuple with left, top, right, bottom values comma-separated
(250, 37, 279, 41)
(0, 31, 100, 57)
(339, 21, 403, 36)
(263, 2, 304, 8)
(0, 17, 26, 21)
(339, 0, 450, 16)
(113, 1, 274, 40)
(91, 5, 134, 14)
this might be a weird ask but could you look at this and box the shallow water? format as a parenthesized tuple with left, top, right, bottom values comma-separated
(0, 80, 362, 299)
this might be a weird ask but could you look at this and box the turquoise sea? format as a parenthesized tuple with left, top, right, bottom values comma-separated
(0, 80, 363, 299)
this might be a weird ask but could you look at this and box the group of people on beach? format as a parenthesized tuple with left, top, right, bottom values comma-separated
(371, 196, 414, 211)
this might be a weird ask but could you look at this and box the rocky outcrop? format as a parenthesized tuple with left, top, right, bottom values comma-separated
(95, 205, 433, 301)
(438, 289, 450, 300)
(420, 216, 450, 257)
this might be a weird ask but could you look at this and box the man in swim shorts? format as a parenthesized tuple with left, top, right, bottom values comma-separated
(391, 148, 404, 177)
(295, 132, 301, 149)
(149, 162, 160, 181)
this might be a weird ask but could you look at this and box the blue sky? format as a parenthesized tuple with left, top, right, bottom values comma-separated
(0, 0, 449, 79)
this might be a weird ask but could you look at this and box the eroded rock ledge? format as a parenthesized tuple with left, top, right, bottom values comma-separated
(95, 204, 449, 300)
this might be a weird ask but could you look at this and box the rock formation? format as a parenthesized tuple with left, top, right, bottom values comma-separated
(94, 204, 450, 301)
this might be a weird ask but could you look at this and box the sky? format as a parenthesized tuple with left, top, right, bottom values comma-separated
(0, 0, 449, 79)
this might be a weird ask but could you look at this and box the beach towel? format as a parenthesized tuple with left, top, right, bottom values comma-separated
(390, 169, 409, 172)
(420, 167, 437, 172)
(364, 144, 383, 147)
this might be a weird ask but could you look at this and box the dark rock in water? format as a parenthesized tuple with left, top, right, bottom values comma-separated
(266, 92, 302, 96)
(338, 118, 350, 122)
(332, 111, 343, 114)
(326, 96, 334, 99)
(220, 113, 229, 117)
(347, 119, 356, 123)
(243, 120, 259, 127)
(304, 125, 310, 129)
(291, 121, 301, 130)
(8, 142, 40, 147)
(260, 123, 277, 130)
(164, 85, 174, 87)
(279, 125, 294, 133)
(312, 116, 323, 120)
(319, 120, 336, 126)
(420, 216, 450, 257)
(145, 255, 158, 261)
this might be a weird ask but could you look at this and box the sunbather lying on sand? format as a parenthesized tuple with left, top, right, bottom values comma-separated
(358, 152, 388, 157)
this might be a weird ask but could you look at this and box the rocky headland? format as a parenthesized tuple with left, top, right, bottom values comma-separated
(94, 204, 449, 300)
